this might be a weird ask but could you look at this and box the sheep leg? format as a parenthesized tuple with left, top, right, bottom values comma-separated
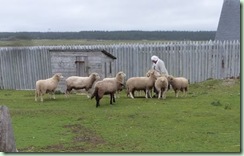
(40, 93, 43, 102)
(162, 91, 165, 99)
(158, 90, 161, 99)
(50, 91, 55, 99)
(110, 94, 112, 104)
(110, 93, 115, 105)
(180, 88, 184, 97)
(175, 90, 179, 98)
(35, 90, 38, 101)
(149, 89, 152, 98)
(113, 94, 115, 103)
(162, 88, 167, 99)
(143, 90, 148, 97)
(86, 92, 91, 98)
(145, 89, 148, 98)
(66, 86, 72, 94)
(129, 92, 134, 99)
(65, 90, 69, 98)
(53, 93, 56, 99)
(96, 100, 100, 108)
(95, 96, 100, 107)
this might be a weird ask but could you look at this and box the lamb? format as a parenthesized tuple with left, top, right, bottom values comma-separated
(155, 76, 168, 99)
(126, 70, 157, 99)
(35, 73, 63, 102)
(91, 71, 126, 107)
(103, 71, 126, 98)
(65, 73, 100, 98)
(167, 75, 188, 97)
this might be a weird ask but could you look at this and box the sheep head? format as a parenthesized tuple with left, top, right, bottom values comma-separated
(149, 70, 157, 80)
(167, 75, 174, 83)
(53, 73, 63, 81)
(115, 71, 126, 84)
(90, 73, 100, 81)
(146, 69, 153, 77)
(146, 69, 160, 78)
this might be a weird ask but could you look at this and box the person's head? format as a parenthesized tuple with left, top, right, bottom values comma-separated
(151, 55, 158, 64)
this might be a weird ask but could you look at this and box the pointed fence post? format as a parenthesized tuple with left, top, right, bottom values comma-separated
(0, 105, 18, 152)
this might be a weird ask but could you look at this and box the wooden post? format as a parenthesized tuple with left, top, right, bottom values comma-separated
(0, 105, 18, 152)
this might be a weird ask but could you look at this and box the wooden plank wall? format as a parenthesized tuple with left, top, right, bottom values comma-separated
(0, 40, 240, 90)
(0, 47, 52, 89)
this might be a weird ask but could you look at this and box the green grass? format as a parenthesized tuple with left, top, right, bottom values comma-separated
(0, 79, 240, 152)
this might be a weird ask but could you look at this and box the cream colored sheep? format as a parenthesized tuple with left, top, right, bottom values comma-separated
(91, 72, 125, 107)
(167, 75, 188, 97)
(65, 73, 100, 98)
(35, 73, 63, 102)
(155, 76, 168, 99)
(126, 70, 157, 99)
(145, 69, 161, 77)
(103, 71, 126, 98)
(145, 69, 162, 97)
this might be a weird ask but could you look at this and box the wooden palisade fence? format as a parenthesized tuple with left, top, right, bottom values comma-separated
(0, 105, 18, 152)
(0, 40, 240, 90)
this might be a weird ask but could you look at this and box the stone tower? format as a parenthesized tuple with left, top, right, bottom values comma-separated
(215, 0, 240, 41)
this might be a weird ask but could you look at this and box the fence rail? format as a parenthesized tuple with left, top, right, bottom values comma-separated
(0, 40, 240, 90)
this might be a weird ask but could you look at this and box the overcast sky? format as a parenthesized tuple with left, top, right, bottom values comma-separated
(0, 0, 224, 32)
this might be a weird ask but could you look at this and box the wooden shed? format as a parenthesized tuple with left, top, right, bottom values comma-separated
(0, 47, 116, 92)
(49, 49, 117, 92)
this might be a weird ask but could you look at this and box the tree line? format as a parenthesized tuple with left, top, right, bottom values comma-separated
(0, 31, 216, 41)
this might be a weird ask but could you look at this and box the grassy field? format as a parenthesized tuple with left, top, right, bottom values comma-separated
(0, 39, 169, 47)
(0, 78, 241, 152)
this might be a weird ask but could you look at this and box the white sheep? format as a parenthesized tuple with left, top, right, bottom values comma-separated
(167, 75, 188, 97)
(145, 69, 161, 77)
(155, 76, 168, 99)
(65, 73, 100, 98)
(35, 73, 63, 102)
(91, 71, 126, 107)
(103, 71, 126, 98)
(126, 70, 157, 99)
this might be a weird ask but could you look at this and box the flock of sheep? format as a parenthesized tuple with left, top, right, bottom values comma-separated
(35, 70, 188, 107)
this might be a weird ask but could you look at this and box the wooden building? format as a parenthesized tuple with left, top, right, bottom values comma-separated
(49, 49, 116, 92)
(0, 47, 116, 92)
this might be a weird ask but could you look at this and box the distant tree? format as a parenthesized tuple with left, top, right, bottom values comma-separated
(0, 31, 216, 41)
